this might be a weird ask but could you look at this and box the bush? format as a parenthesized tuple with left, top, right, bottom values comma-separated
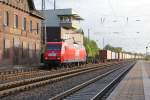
(84, 37, 99, 57)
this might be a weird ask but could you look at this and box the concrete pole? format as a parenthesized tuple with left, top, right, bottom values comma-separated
(103, 37, 105, 50)
(54, 0, 56, 10)
(88, 29, 90, 41)
(42, 0, 47, 44)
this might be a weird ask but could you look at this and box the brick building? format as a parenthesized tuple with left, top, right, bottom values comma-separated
(0, 0, 43, 66)
(42, 9, 84, 45)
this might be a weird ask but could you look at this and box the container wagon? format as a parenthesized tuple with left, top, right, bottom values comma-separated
(99, 50, 112, 62)
(111, 52, 116, 61)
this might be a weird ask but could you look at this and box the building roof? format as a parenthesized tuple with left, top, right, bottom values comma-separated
(56, 8, 83, 20)
(41, 8, 83, 27)
(45, 8, 83, 20)
(0, 0, 44, 19)
(28, 0, 44, 19)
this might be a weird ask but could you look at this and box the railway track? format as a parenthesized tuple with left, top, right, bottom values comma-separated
(0, 67, 45, 81)
(0, 62, 115, 83)
(50, 61, 135, 100)
(0, 61, 128, 98)
(0, 63, 97, 82)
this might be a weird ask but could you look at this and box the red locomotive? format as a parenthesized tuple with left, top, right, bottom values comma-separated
(43, 42, 87, 66)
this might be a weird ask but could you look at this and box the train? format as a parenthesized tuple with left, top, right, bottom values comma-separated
(42, 42, 144, 67)
(43, 42, 87, 66)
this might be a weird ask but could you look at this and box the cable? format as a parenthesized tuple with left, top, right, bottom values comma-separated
(107, 0, 116, 16)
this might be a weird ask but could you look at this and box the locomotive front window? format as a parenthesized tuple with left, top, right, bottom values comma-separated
(47, 44, 61, 50)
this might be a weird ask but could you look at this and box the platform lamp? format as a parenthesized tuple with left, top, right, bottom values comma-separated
(146, 46, 148, 57)
(146, 42, 150, 57)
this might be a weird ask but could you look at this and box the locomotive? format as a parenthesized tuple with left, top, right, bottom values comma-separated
(43, 42, 87, 66)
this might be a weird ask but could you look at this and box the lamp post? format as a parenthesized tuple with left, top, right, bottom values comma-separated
(146, 42, 150, 57)
(146, 46, 148, 57)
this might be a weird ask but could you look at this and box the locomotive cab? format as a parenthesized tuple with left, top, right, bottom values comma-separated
(43, 42, 63, 66)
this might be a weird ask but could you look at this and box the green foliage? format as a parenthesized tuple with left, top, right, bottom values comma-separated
(84, 37, 99, 57)
(145, 56, 150, 60)
(104, 44, 122, 52)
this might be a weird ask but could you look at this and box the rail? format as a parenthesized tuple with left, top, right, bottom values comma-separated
(0, 61, 126, 97)
(49, 61, 135, 100)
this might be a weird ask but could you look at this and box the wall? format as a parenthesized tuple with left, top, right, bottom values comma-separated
(0, 3, 42, 66)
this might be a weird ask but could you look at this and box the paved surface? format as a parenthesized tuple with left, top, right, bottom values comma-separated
(65, 64, 131, 100)
(107, 60, 150, 100)
(64, 62, 133, 100)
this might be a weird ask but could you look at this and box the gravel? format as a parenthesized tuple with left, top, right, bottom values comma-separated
(0, 62, 132, 100)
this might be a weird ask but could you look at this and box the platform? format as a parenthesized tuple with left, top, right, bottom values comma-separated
(107, 60, 150, 100)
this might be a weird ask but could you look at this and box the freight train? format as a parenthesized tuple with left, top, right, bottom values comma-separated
(42, 42, 144, 67)
(98, 50, 143, 62)
(43, 42, 87, 66)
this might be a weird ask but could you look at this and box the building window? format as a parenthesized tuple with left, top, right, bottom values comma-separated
(35, 43, 39, 57)
(17, 0, 23, 3)
(20, 0, 24, 3)
(3, 39, 10, 58)
(22, 42, 27, 58)
(60, 17, 63, 21)
(35, 43, 36, 53)
(14, 15, 18, 28)
(21, 42, 24, 57)
(22, 17, 26, 31)
(37, 23, 39, 34)
(30, 20, 32, 32)
(4, 11, 9, 26)
(29, 43, 33, 58)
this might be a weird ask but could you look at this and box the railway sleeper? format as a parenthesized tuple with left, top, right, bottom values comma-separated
(0, 62, 128, 96)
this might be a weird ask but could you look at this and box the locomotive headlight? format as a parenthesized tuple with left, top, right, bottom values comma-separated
(48, 53, 56, 56)
(57, 57, 60, 59)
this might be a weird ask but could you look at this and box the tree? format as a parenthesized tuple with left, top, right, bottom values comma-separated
(104, 44, 122, 52)
(84, 37, 99, 57)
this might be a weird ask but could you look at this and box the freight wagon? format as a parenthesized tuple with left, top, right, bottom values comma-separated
(118, 52, 123, 60)
(115, 52, 119, 60)
(111, 52, 116, 60)
(99, 50, 112, 62)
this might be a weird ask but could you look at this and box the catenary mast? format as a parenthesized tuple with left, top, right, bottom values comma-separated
(42, 0, 47, 44)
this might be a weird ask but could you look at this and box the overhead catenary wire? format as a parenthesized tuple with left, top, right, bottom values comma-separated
(107, 0, 116, 16)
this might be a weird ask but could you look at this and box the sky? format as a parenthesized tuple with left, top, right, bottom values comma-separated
(33, 0, 150, 53)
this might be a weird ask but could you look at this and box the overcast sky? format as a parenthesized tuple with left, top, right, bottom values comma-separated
(34, 0, 150, 53)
